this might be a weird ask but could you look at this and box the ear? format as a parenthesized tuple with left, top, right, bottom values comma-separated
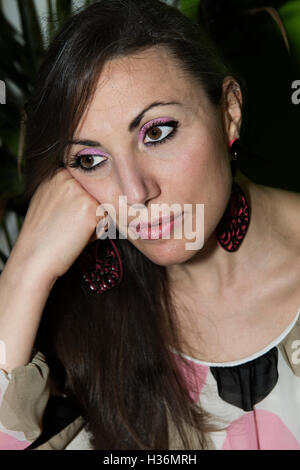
(221, 76, 243, 143)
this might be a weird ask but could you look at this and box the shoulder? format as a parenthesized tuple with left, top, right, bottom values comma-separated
(278, 309, 300, 377)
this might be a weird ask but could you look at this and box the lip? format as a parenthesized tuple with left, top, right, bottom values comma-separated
(137, 212, 176, 230)
(133, 211, 184, 240)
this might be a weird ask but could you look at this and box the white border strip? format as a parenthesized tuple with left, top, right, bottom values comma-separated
(171, 307, 300, 368)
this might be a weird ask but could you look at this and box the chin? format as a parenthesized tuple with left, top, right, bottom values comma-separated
(131, 237, 200, 267)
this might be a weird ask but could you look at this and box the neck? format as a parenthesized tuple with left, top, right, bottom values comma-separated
(167, 171, 283, 297)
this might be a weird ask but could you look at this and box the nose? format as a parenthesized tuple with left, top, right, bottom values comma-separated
(115, 154, 160, 207)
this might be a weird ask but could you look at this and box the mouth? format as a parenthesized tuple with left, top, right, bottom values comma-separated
(132, 211, 183, 240)
(137, 212, 176, 230)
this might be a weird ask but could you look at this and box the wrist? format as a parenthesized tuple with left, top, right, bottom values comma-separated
(3, 245, 58, 291)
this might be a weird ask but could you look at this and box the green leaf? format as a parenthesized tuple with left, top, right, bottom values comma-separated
(84, 0, 97, 6)
(0, 147, 26, 200)
(0, 217, 12, 252)
(56, 0, 72, 24)
(16, 0, 44, 72)
(16, 213, 24, 232)
(179, 0, 199, 22)
(0, 248, 8, 265)
(279, 0, 300, 74)
(47, 0, 56, 41)
(0, 5, 20, 40)
(0, 8, 32, 90)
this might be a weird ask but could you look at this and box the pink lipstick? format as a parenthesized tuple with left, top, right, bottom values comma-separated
(135, 212, 183, 240)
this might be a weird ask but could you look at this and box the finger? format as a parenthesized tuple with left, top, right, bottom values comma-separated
(95, 210, 108, 225)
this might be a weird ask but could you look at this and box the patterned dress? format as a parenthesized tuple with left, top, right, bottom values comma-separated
(172, 307, 300, 449)
(0, 308, 300, 450)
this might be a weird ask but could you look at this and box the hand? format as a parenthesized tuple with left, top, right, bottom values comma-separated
(13, 168, 107, 281)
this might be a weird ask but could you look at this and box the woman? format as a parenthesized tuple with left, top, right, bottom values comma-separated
(0, 0, 299, 450)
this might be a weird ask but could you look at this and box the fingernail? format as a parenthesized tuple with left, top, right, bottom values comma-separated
(96, 222, 109, 239)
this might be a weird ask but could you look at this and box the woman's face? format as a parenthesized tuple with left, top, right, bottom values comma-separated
(65, 46, 241, 266)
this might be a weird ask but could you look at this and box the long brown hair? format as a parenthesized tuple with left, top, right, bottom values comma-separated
(24, 0, 239, 450)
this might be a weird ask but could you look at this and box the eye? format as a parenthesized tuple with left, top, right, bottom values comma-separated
(68, 153, 107, 173)
(143, 120, 178, 146)
(78, 154, 106, 170)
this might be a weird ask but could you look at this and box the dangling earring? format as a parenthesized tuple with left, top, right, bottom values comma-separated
(79, 231, 123, 295)
(228, 137, 239, 178)
(216, 138, 251, 252)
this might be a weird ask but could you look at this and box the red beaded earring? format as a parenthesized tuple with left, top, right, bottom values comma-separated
(216, 139, 251, 252)
(79, 236, 123, 294)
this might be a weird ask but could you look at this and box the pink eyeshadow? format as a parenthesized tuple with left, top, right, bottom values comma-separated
(138, 117, 174, 141)
(77, 148, 109, 157)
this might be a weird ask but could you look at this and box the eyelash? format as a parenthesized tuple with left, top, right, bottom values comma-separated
(143, 119, 179, 146)
(68, 120, 179, 173)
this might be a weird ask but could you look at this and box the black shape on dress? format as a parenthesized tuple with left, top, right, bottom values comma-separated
(210, 347, 278, 411)
(26, 395, 82, 449)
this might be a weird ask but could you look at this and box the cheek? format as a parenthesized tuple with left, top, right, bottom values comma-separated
(66, 168, 116, 206)
(168, 138, 225, 201)
(68, 171, 124, 232)
(66, 157, 113, 193)
(169, 137, 231, 233)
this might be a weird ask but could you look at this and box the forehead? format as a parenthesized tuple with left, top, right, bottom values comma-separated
(86, 46, 207, 115)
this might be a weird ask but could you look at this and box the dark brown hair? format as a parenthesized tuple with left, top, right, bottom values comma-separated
(24, 0, 236, 450)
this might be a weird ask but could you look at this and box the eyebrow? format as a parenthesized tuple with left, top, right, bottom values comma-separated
(67, 101, 181, 148)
